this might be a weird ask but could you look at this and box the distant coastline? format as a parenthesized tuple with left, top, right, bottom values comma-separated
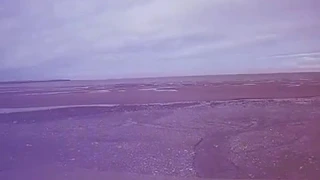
(0, 79, 71, 85)
(0, 71, 319, 84)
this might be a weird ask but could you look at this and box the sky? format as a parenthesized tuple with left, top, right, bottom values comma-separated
(0, 0, 320, 80)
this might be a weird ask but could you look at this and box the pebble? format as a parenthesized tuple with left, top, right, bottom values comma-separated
(92, 142, 99, 145)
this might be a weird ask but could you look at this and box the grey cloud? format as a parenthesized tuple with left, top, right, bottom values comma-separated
(0, 0, 319, 80)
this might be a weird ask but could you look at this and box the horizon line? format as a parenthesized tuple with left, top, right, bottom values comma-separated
(1, 71, 319, 84)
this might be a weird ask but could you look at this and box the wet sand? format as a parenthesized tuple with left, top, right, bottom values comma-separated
(0, 72, 320, 179)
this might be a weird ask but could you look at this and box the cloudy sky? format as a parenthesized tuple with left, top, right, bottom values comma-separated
(0, 0, 319, 80)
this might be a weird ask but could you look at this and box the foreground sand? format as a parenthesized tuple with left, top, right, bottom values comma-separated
(0, 73, 320, 179)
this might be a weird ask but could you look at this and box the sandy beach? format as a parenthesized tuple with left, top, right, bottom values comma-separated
(1, 72, 320, 179)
